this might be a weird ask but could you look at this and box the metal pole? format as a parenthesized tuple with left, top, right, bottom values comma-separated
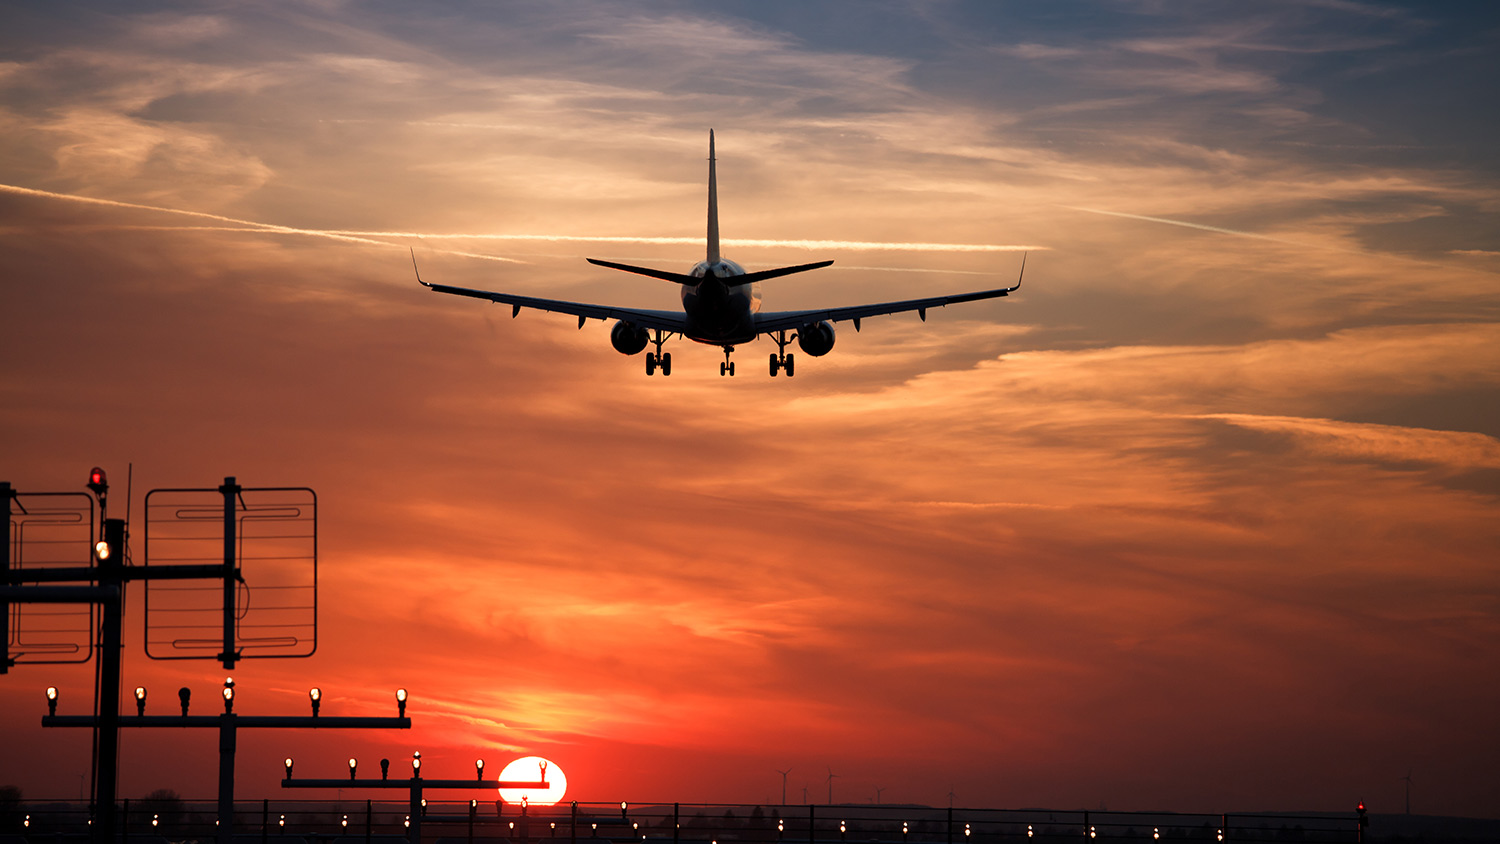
(570, 801, 576, 844)
(94, 518, 126, 844)
(220, 477, 239, 670)
(409, 782, 423, 844)
(2, 481, 12, 674)
(673, 803, 679, 844)
(367, 799, 373, 844)
(809, 805, 815, 844)
(947, 807, 953, 844)
(218, 715, 237, 844)
(263, 799, 270, 844)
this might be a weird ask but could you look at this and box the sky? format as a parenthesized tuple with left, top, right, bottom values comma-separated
(2, 0, 1499, 820)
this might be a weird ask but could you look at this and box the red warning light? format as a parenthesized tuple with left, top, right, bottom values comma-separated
(1357, 803, 1365, 812)
(87, 467, 107, 495)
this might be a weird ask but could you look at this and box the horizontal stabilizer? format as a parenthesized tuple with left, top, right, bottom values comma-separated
(587, 258, 702, 285)
(729, 260, 834, 285)
(587, 257, 834, 287)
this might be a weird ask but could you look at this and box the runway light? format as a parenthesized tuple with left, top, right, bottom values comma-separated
(152, 814, 159, 827)
(179, 687, 191, 716)
(279, 815, 285, 829)
(840, 821, 847, 840)
(24, 816, 30, 828)
(342, 816, 348, 829)
(622, 802, 629, 820)
(135, 687, 147, 716)
(381, 758, 390, 780)
(349, 758, 358, 780)
(284, 758, 293, 780)
(1091, 827, 1097, 839)
(476, 759, 485, 781)
(965, 824, 971, 837)
(1153, 829, 1160, 841)
(222, 685, 234, 714)
(397, 688, 407, 717)
(310, 688, 321, 716)
(1217, 830, 1223, 842)
(88, 467, 107, 495)
(404, 816, 410, 829)
(413, 752, 422, 776)
(95, 540, 111, 561)
(46, 687, 58, 716)
(1027, 826, 1034, 839)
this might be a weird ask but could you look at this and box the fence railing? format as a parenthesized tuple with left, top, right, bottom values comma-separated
(0, 800, 1360, 844)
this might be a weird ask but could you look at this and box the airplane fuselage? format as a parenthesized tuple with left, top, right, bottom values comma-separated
(681, 259, 761, 345)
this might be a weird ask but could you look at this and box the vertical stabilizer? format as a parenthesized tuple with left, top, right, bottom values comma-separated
(707, 129, 720, 266)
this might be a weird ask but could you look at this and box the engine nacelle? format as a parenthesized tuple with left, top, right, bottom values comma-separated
(610, 320, 649, 355)
(797, 321, 836, 357)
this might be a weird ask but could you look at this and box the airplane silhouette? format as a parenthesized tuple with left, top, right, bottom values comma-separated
(417, 130, 1024, 376)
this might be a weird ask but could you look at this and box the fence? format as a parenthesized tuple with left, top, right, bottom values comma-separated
(1, 800, 1358, 844)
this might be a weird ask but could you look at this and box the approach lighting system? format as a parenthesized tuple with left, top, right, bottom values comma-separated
(178, 687, 191, 716)
(310, 687, 321, 716)
(349, 758, 358, 780)
(412, 751, 422, 776)
(135, 686, 147, 716)
(222, 685, 234, 714)
(380, 758, 390, 780)
(965, 825, 972, 838)
(94, 539, 111, 561)
(396, 688, 408, 716)
(476, 759, 485, 781)
(1357, 802, 1368, 828)
(622, 802, 628, 820)
(88, 467, 107, 495)
(46, 687, 58, 716)
(284, 758, 294, 780)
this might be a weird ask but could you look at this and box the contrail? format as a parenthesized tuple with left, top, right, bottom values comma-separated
(1, 181, 1043, 262)
(0, 183, 528, 264)
(323, 231, 1045, 253)
(1061, 205, 1304, 246)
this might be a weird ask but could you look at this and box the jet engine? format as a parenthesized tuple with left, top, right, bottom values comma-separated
(610, 320, 649, 355)
(796, 321, 836, 356)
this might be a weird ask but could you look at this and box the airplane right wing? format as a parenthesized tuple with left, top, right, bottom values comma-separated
(755, 254, 1025, 333)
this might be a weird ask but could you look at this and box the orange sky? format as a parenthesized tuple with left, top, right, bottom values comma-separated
(3, 0, 1499, 819)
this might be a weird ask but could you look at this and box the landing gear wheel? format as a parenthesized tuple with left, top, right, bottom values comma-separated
(728, 361, 735, 376)
(785, 353, 795, 377)
(646, 353, 657, 376)
(661, 352, 672, 376)
(720, 362, 727, 376)
(769, 353, 780, 376)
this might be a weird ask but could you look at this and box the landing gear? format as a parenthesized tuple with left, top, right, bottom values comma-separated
(720, 346, 736, 376)
(645, 330, 674, 376)
(769, 330, 796, 377)
(646, 351, 673, 375)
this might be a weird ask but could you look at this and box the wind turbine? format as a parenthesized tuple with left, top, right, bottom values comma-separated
(874, 786, 886, 805)
(1401, 770, 1414, 814)
(948, 787, 956, 809)
(777, 768, 792, 807)
(827, 768, 839, 805)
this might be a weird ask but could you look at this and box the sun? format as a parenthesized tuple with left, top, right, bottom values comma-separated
(498, 756, 567, 806)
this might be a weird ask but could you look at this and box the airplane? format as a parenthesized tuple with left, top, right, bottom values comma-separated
(415, 130, 1024, 377)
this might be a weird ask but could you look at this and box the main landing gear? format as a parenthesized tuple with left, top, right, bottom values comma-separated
(645, 329, 673, 376)
(769, 330, 795, 377)
(720, 346, 736, 377)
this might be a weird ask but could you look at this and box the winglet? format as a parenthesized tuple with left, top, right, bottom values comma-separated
(411, 247, 431, 288)
(707, 129, 720, 266)
(1011, 251, 1026, 291)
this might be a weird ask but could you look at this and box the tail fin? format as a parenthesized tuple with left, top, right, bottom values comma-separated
(707, 129, 720, 266)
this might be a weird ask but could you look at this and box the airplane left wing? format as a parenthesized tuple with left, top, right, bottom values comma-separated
(415, 253, 688, 333)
